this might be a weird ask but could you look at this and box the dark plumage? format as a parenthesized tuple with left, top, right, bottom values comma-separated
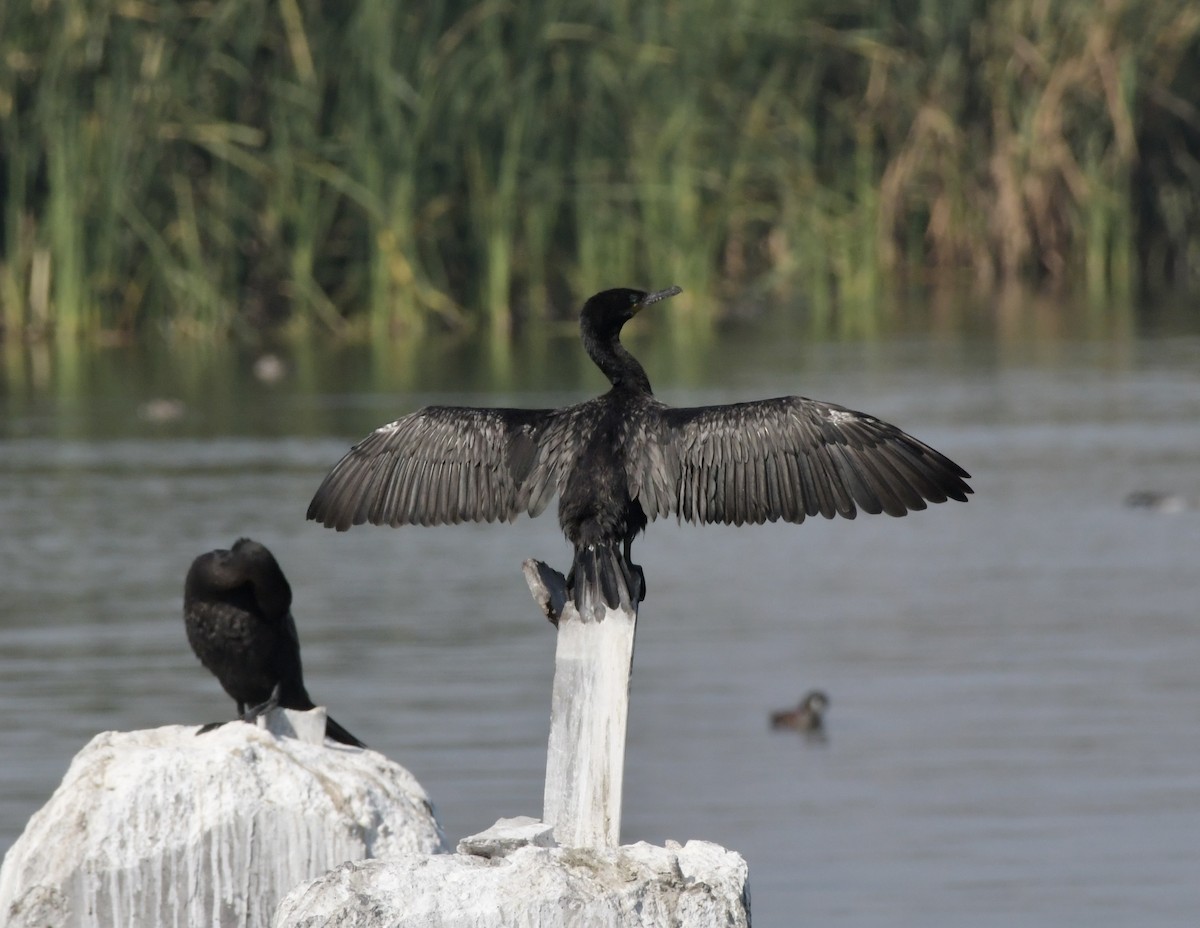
(307, 286, 972, 619)
(183, 538, 364, 747)
(770, 690, 830, 733)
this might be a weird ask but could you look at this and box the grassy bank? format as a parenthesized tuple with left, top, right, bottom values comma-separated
(1, 0, 1197, 341)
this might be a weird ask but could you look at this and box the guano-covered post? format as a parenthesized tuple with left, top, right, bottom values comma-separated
(525, 559, 637, 848)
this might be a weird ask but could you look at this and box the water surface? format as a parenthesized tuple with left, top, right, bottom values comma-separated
(2, 304, 1198, 927)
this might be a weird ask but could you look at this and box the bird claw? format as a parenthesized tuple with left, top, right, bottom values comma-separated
(195, 685, 281, 736)
(629, 562, 646, 604)
(524, 558, 569, 627)
(524, 555, 641, 626)
(242, 682, 283, 724)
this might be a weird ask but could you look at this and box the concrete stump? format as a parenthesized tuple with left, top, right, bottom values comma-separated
(275, 819, 751, 928)
(524, 559, 638, 848)
(0, 709, 446, 928)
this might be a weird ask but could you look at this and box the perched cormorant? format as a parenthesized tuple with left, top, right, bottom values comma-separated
(183, 538, 365, 747)
(307, 286, 972, 620)
(770, 690, 830, 733)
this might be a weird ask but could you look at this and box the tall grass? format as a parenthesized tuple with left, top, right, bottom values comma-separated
(0, 0, 1197, 342)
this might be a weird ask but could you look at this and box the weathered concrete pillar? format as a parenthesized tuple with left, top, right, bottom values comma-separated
(524, 558, 637, 848)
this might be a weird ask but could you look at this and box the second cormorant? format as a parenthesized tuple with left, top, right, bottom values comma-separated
(184, 537, 365, 747)
(307, 287, 972, 620)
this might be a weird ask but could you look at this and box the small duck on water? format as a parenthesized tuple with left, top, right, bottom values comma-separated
(770, 690, 829, 735)
(1124, 491, 1199, 514)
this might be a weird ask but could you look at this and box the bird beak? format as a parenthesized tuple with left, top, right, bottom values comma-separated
(637, 285, 682, 311)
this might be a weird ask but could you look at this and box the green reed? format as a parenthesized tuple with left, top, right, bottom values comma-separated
(0, 0, 1196, 342)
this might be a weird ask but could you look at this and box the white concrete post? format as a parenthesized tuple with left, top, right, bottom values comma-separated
(523, 559, 638, 848)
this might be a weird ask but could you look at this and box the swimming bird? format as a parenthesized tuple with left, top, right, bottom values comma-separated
(770, 690, 830, 733)
(1124, 490, 1198, 513)
(307, 286, 972, 620)
(184, 538, 365, 747)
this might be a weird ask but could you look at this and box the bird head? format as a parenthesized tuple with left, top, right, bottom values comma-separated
(580, 286, 682, 338)
(803, 690, 830, 714)
(228, 538, 292, 617)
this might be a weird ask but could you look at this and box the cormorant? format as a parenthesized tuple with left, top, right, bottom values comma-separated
(770, 690, 830, 733)
(307, 286, 972, 620)
(184, 537, 365, 747)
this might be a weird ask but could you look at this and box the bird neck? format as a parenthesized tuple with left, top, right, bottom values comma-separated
(587, 332, 652, 394)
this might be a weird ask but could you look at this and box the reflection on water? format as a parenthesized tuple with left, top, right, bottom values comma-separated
(2, 297, 1199, 927)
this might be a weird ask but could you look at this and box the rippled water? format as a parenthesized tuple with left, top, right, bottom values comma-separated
(2, 313, 1199, 927)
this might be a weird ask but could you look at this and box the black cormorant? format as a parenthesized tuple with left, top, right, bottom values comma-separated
(307, 286, 972, 620)
(184, 537, 365, 747)
(770, 690, 830, 733)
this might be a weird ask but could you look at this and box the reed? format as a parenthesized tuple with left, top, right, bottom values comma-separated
(0, 0, 1196, 343)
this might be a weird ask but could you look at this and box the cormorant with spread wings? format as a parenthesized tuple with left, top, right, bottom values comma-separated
(307, 287, 971, 619)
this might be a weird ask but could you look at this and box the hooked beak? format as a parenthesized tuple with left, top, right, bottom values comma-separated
(636, 285, 682, 311)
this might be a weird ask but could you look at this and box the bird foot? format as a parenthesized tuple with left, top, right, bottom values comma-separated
(628, 562, 646, 604)
(242, 682, 283, 724)
(524, 556, 642, 626)
(524, 559, 569, 627)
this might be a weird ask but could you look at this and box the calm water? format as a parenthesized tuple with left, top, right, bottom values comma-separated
(2, 303, 1199, 927)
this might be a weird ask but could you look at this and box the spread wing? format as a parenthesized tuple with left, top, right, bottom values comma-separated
(306, 404, 592, 530)
(628, 396, 971, 525)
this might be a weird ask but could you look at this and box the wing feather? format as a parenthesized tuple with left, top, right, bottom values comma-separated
(307, 405, 581, 530)
(625, 396, 970, 525)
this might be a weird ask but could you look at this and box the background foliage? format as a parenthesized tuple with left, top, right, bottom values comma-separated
(2, 0, 1198, 341)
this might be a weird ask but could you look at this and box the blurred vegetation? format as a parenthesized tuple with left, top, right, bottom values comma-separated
(1, 0, 1198, 342)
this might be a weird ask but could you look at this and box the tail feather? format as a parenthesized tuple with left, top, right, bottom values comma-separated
(280, 683, 366, 748)
(572, 542, 635, 621)
(325, 715, 366, 748)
